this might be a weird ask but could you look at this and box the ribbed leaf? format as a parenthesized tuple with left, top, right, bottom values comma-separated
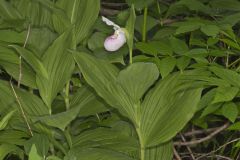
(32, 105, 81, 131)
(10, 45, 48, 79)
(0, 110, 16, 130)
(66, 148, 136, 160)
(145, 141, 173, 160)
(140, 73, 202, 147)
(209, 66, 240, 87)
(36, 29, 75, 109)
(53, 0, 100, 43)
(73, 51, 120, 109)
(70, 86, 108, 116)
(0, 46, 37, 88)
(0, 144, 22, 160)
(117, 63, 159, 102)
(24, 133, 49, 157)
(74, 52, 161, 124)
(125, 4, 136, 57)
(29, 144, 42, 160)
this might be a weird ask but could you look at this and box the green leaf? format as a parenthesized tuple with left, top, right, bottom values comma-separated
(140, 72, 202, 147)
(135, 15, 158, 34)
(0, 130, 28, 146)
(210, 0, 240, 11)
(73, 51, 120, 109)
(228, 122, 240, 130)
(0, 30, 25, 43)
(70, 86, 108, 116)
(10, 45, 49, 79)
(212, 86, 239, 104)
(0, 46, 37, 88)
(158, 57, 176, 78)
(221, 102, 238, 123)
(201, 103, 222, 117)
(176, 56, 190, 71)
(209, 66, 240, 87)
(87, 32, 106, 51)
(169, 37, 189, 55)
(125, 4, 136, 61)
(200, 25, 220, 37)
(175, 23, 201, 35)
(145, 141, 173, 160)
(36, 29, 75, 108)
(33, 106, 81, 131)
(219, 39, 240, 50)
(53, 0, 100, 43)
(24, 134, 49, 157)
(135, 41, 173, 56)
(0, 144, 22, 160)
(29, 144, 42, 160)
(66, 148, 136, 160)
(0, 110, 16, 130)
(117, 63, 159, 101)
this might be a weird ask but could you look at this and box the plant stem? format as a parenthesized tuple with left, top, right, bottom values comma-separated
(142, 7, 148, 42)
(129, 49, 133, 64)
(136, 128, 145, 160)
(65, 81, 70, 111)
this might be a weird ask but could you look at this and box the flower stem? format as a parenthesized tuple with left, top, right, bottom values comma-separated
(129, 49, 133, 64)
(65, 81, 70, 111)
(142, 7, 148, 42)
(136, 128, 145, 160)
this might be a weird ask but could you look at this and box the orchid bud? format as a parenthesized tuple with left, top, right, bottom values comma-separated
(104, 29, 126, 52)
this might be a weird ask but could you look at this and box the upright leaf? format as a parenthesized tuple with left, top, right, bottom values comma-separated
(10, 45, 48, 79)
(117, 63, 159, 101)
(36, 29, 75, 109)
(140, 73, 202, 147)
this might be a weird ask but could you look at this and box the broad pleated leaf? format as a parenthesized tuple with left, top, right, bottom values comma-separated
(0, 46, 37, 88)
(0, 130, 28, 146)
(53, 0, 100, 43)
(125, 4, 136, 55)
(24, 133, 49, 157)
(209, 66, 240, 87)
(73, 51, 120, 109)
(140, 73, 202, 147)
(10, 45, 48, 79)
(70, 86, 108, 116)
(116, 63, 159, 102)
(72, 128, 138, 152)
(74, 52, 160, 124)
(32, 105, 81, 131)
(145, 141, 173, 160)
(66, 148, 136, 160)
(12, 0, 53, 29)
(0, 110, 16, 130)
(36, 29, 75, 108)
(0, 144, 23, 160)
(29, 144, 42, 160)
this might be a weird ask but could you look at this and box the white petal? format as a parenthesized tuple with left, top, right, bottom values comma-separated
(104, 31, 126, 52)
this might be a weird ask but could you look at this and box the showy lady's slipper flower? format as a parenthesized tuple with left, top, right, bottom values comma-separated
(102, 16, 126, 52)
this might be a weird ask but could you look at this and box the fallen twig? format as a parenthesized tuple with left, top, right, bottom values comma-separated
(174, 122, 230, 146)
(10, 80, 33, 136)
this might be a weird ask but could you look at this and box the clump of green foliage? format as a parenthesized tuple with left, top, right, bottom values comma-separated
(0, 0, 240, 159)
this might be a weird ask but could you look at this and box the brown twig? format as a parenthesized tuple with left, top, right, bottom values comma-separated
(174, 122, 230, 146)
(10, 80, 33, 136)
(100, 8, 120, 16)
(196, 137, 240, 160)
(180, 133, 196, 160)
(173, 147, 182, 160)
(180, 127, 223, 137)
(17, 24, 31, 88)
